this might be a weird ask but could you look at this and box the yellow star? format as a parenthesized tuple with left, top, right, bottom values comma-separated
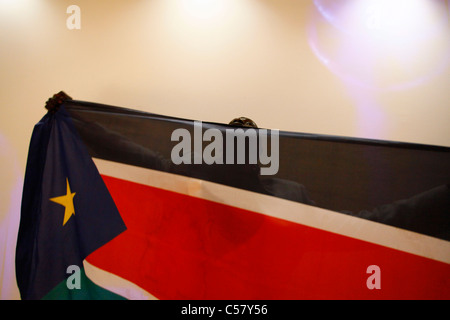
(50, 178, 76, 226)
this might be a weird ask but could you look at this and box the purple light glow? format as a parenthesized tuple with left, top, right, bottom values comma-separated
(0, 133, 23, 299)
(307, 0, 450, 139)
(308, 0, 450, 91)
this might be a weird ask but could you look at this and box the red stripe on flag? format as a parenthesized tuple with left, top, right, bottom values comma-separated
(86, 175, 450, 299)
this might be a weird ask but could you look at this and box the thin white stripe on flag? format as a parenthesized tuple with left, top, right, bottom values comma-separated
(93, 158, 450, 265)
(83, 259, 158, 300)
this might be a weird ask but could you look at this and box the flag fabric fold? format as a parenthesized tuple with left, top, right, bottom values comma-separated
(16, 99, 450, 299)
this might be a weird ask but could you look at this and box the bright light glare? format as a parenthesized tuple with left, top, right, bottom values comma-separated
(309, 0, 450, 140)
(0, 0, 17, 5)
(309, 0, 450, 91)
(0, 0, 45, 22)
(361, 0, 440, 38)
(0, 0, 35, 10)
(181, 0, 226, 20)
(314, 0, 447, 40)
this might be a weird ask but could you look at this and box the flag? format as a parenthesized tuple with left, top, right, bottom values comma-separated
(17, 98, 450, 299)
(16, 105, 127, 299)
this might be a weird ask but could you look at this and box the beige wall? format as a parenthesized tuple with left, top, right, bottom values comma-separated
(1, 0, 449, 299)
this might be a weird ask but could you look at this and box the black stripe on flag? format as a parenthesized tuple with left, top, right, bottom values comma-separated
(65, 100, 450, 241)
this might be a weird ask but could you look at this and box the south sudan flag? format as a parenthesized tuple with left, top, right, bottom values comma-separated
(16, 98, 450, 299)
(16, 104, 128, 299)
